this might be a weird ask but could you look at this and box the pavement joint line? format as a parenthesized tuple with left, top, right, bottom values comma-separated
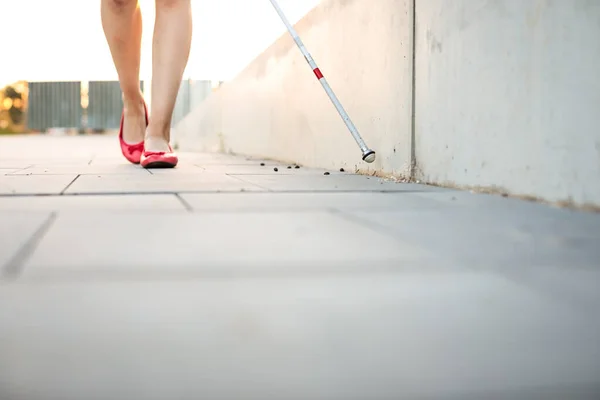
(174, 193, 194, 212)
(1, 212, 58, 281)
(12, 165, 33, 174)
(0, 189, 437, 198)
(224, 174, 272, 191)
(60, 174, 81, 195)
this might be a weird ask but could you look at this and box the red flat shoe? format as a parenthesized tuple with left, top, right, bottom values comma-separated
(118, 102, 149, 164)
(140, 145, 178, 169)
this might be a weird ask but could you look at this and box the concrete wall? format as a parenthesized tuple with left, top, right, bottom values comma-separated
(415, 0, 600, 206)
(175, 0, 600, 207)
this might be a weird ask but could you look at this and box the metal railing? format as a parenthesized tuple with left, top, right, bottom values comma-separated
(25, 80, 212, 132)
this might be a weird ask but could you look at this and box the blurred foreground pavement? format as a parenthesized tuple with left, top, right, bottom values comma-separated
(1, 134, 599, 400)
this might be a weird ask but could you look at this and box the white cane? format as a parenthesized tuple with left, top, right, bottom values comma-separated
(268, 0, 376, 163)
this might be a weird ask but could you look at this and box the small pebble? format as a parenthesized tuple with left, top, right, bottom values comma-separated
(339, 168, 345, 172)
(260, 163, 265, 166)
(324, 172, 330, 175)
(274, 167, 278, 172)
(287, 166, 292, 169)
(294, 165, 300, 169)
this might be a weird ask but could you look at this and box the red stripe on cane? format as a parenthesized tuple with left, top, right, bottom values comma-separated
(313, 68, 324, 79)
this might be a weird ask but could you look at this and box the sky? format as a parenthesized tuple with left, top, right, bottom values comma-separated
(0, 0, 320, 87)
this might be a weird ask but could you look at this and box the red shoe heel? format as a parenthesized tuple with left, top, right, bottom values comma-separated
(119, 102, 149, 164)
(140, 145, 179, 169)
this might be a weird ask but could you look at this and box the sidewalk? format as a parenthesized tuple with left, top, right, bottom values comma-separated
(1, 134, 599, 399)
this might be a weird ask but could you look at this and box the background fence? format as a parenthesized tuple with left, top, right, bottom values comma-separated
(87, 81, 146, 131)
(27, 82, 83, 131)
(172, 80, 213, 127)
(26, 80, 212, 132)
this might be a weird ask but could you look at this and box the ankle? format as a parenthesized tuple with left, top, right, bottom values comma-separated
(145, 132, 170, 143)
(122, 93, 145, 115)
(146, 122, 171, 140)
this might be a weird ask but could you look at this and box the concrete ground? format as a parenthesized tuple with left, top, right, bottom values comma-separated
(1, 134, 599, 400)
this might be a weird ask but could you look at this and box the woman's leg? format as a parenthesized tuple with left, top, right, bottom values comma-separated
(101, 0, 146, 144)
(144, 0, 193, 153)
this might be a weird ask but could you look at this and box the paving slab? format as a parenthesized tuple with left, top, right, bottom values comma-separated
(180, 191, 452, 212)
(146, 162, 228, 175)
(0, 211, 52, 271)
(145, 162, 326, 176)
(89, 156, 146, 166)
(90, 152, 253, 166)
(344, 208, 600, 306)
(1, 134, 599, 399)
(64, 172, 265, 194)
(9, 164, 151, 176)
(0, 194, 186, 212)
(0, 158, 92, 166)
(412, 190, 578, 211)
(0, 174, 77, 195)
(0, 276, 599, 400)
(198, 164, 344, 175)
(20, 211, 433, 279)
(0, 168, 22, 175)
(346, 207, 600, 265)
(231, 174, 448, 192)
(91, 152, 269, 167)
(0, 135, 107, 160)
(0, 161, 33, 169)
(412, 191, 600, 242)
(187, 155, 276, 166)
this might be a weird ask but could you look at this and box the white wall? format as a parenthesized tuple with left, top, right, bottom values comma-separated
(415, 0, 600, 206)
(175, 0, 600, 207)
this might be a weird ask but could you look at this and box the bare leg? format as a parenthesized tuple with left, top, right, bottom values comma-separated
(145, 0, 193, 152)
(101, 0, 146, 144)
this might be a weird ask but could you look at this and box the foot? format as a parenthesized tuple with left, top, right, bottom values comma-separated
(118, 98, 148, 164)
(121, 99, 147, 144)
(141, 131, 178, 168)
(143, 134, 172, 153)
